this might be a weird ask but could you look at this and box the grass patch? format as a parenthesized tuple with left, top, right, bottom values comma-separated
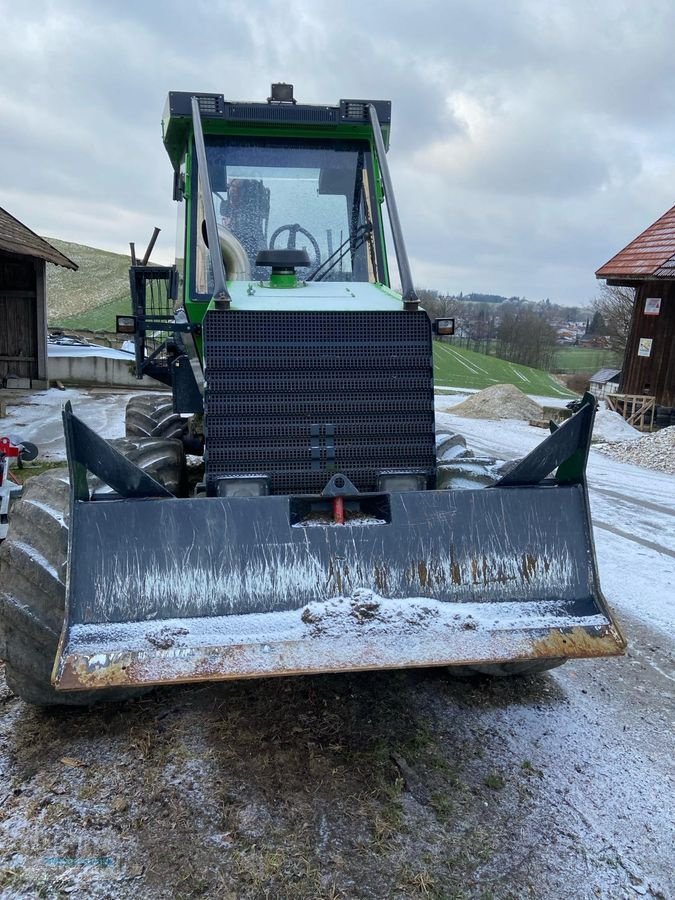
(483, 772, 506, 790)
(520, 759, 544, 779)
(397, 865, 437, 896)
(552, 347, 621, 374)
(433, 342, 576, 399)
(45, 238, 136, 328)
(55, 289, 132, 332)
(430, 790, 454, 823)
(10, 461, 67, 484)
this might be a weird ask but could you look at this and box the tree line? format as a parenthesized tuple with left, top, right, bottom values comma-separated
(417, 285, 634, 371)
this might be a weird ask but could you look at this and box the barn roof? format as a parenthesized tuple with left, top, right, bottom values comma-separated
(590, 368, 621, 384)
(596, 204, 675, 281)
(0, 206, 77, 270)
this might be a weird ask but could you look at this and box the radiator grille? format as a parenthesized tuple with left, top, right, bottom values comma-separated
(203, 310, 435, 494)
(227, 104, 338, 124)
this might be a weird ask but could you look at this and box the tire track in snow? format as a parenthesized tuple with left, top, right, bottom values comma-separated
(590, 486, 675, 519)
(447, 347, 490, 375)
(436, 343, 492, 377)
(593, 520, 675, 559)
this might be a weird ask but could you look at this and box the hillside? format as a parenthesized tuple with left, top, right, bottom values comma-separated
(45, 238, 133, 329)
(433, 341, 575, 398)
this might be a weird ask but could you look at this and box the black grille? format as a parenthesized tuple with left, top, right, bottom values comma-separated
(203, 311, 435, 495)
(227, 104, 338, 124)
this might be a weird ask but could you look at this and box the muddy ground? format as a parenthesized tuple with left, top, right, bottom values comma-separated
(0, 610, 673, 900)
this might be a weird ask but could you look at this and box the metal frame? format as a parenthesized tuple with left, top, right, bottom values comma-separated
(62, 402, 172, 501)
(190, 96, 230, 307)
(367, 103, 418, 309)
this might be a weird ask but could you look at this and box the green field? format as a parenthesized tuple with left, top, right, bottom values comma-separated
(57, 291, 131, 331)
(45, 238, 134, 329)
(552, 347, 621, 374)
(433, 341, 576, 398)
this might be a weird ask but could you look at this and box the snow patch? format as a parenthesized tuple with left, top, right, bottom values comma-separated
(591, 408, 641, 443)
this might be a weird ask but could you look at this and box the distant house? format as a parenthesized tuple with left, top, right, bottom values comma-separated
(578, 334, 610, 349)
(0, 207, 76, 388)
(589, 367, 621, 400)
(555, 327, 577, 345)
(596, 205, 675, 408)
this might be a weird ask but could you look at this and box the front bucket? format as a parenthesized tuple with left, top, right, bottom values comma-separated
(53, 482, 625, 691)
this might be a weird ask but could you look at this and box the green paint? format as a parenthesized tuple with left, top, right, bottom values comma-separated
(268, 271, 300, 289)
(164, 118, 390, 169)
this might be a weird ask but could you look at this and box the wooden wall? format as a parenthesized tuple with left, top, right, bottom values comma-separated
(621, 282, 674, 407)
(0, 251, 47, 385)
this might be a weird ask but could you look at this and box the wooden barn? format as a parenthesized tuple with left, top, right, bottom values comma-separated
(596, 205, 675, 412)
(0, 207, 76, 388)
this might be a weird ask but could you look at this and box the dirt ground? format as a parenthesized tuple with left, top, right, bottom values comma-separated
(1, 611, 673, 900)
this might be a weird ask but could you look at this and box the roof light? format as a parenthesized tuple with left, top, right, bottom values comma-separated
(268, 83, 295, 104)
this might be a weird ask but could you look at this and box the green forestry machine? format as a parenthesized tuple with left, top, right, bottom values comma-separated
(0, 84, 624, 704)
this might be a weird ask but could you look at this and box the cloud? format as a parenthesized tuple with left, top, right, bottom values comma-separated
(1, 0, 675, 301)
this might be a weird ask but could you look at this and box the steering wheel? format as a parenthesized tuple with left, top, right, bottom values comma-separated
(269, 224, 321, 270)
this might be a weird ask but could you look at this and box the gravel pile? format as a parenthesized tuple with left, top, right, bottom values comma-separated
(447, 384, 542, 421)
(595, 425, 675, 474)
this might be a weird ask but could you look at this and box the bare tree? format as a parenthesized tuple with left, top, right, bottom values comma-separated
(417, 289, 461, 322)
(495, 307, 557, 370)
(592, 284, 634, 354)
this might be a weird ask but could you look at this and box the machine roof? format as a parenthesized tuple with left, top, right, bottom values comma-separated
(0, 207, 77, 270)
(596, 204, 675, 281)
(162, 92, 392, 169)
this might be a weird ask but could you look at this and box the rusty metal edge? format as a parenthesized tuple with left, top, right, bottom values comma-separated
(55, 623, 626, 692)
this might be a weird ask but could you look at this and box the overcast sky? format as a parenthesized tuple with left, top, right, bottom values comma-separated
(2, 0, 675, 306)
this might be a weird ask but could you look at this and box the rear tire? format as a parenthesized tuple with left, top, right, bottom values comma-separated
(0, 438, 185, 706)
(448, 659, 566, 678)
(125, 393, 186, 441)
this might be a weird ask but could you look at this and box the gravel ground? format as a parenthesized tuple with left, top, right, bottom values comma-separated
(595, 426, 675, 475)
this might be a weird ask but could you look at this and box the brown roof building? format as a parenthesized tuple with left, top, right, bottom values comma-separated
(0, 207, 77, 388)
(596, 205, 675, 410)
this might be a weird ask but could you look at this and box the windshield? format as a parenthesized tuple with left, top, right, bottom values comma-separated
(193, 137, 382, 294)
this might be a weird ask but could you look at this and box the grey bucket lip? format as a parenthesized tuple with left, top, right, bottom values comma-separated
(53, 482, 625, 691)
(54, 593, 624, 691)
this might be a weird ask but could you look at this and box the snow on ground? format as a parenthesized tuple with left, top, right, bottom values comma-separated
(47, 342, 135, 361)
(436, 394, 675, 640)
(0, 388, 164, 460)
(592, 408, 642, 443)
